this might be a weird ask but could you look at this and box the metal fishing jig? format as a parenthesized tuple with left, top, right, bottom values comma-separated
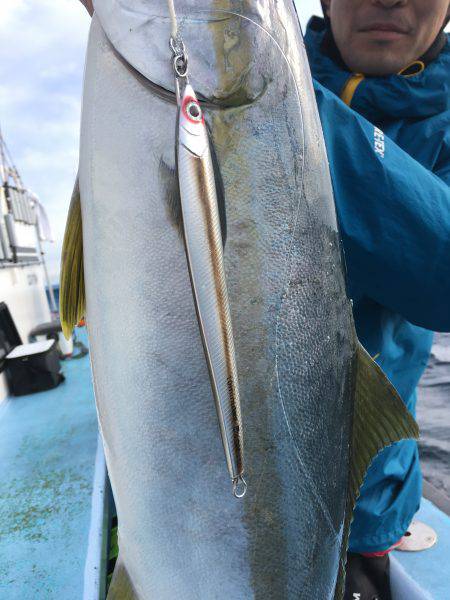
(168, 5, 247, 499)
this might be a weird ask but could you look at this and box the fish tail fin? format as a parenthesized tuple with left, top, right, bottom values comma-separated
(107, 557, 138, 600)
(59, 176, 85, 340)
(335, 342, 419, 599)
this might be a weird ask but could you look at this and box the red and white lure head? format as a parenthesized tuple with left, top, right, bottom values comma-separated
(178, 84, 208, 157)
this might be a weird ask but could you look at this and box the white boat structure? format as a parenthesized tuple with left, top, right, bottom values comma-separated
(0, 127, 73, 402)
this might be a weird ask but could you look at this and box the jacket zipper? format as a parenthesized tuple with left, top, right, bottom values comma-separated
(341, 73, 365, 107)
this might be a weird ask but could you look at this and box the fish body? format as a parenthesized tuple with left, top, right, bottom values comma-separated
(60, 2, 417, 598)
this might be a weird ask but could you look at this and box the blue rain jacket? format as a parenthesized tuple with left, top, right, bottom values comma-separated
(305, 18, 450, 552)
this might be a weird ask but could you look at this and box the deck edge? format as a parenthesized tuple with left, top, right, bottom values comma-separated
(83, 434, 109, 600)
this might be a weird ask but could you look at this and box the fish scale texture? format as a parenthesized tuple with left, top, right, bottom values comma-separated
(81, 4, 356, 599)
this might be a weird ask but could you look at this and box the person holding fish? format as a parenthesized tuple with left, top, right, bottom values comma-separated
(305, 0, 450, 598)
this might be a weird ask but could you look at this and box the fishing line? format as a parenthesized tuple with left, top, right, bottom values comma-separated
(167, 0, 178, 39)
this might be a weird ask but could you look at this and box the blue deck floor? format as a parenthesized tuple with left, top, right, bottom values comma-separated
(0, 329, 101, 600)
(392, 497, 450, 600)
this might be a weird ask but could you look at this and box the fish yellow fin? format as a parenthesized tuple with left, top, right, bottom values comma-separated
(107, 558, 137, 599)
(59, 177, 85, 340)
(334, 342, 419, 599)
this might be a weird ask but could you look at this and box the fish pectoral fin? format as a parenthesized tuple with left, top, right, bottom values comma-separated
(159, 130, 227, 246)
(334, 342, 419, 599)
(59, 176, 85, 340)
(159, 157, 184, 237)
(205, 123, 227, 246)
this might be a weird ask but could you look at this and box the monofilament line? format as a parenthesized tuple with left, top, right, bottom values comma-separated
(167, 0, 178, 39)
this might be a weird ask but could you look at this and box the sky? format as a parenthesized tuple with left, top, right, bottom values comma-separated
(0, 0, 321, 282)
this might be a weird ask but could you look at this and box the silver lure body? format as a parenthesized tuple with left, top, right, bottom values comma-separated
(176, 83, 245, 493)
(80, 2, 356, 598)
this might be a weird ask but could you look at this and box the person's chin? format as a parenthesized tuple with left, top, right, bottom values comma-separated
(343, 45, 408, 76)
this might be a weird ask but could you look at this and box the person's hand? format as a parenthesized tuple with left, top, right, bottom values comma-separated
(79, 0, 94, 16)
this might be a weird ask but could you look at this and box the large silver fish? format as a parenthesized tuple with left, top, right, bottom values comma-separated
(60, 2, 418, 598)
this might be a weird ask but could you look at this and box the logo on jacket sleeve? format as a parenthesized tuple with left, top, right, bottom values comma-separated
(374, 127, 385, 158)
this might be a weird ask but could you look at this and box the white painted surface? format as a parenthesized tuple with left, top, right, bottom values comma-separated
(0, 263, 51, 402)
(6, 339, 54, 359)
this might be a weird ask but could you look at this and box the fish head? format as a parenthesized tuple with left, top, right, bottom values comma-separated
(178, 84, 208, 157)
(94, 1, 270, 108)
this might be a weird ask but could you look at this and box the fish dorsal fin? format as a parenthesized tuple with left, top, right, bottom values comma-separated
(334, 342, 419, 599)
(59, 177, 85, 340)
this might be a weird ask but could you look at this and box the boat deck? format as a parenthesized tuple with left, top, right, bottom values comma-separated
(0, 328, 107, 600)
(392, 491, 450, 600)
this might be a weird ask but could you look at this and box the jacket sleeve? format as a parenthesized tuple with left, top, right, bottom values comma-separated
(313, 80, 450, 332)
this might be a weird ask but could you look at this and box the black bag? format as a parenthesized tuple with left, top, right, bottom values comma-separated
(5, 339, 65, 396)
(344, 552, 392, 600)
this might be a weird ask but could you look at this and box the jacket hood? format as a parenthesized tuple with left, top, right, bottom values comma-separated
(304, 17, 450, 123)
